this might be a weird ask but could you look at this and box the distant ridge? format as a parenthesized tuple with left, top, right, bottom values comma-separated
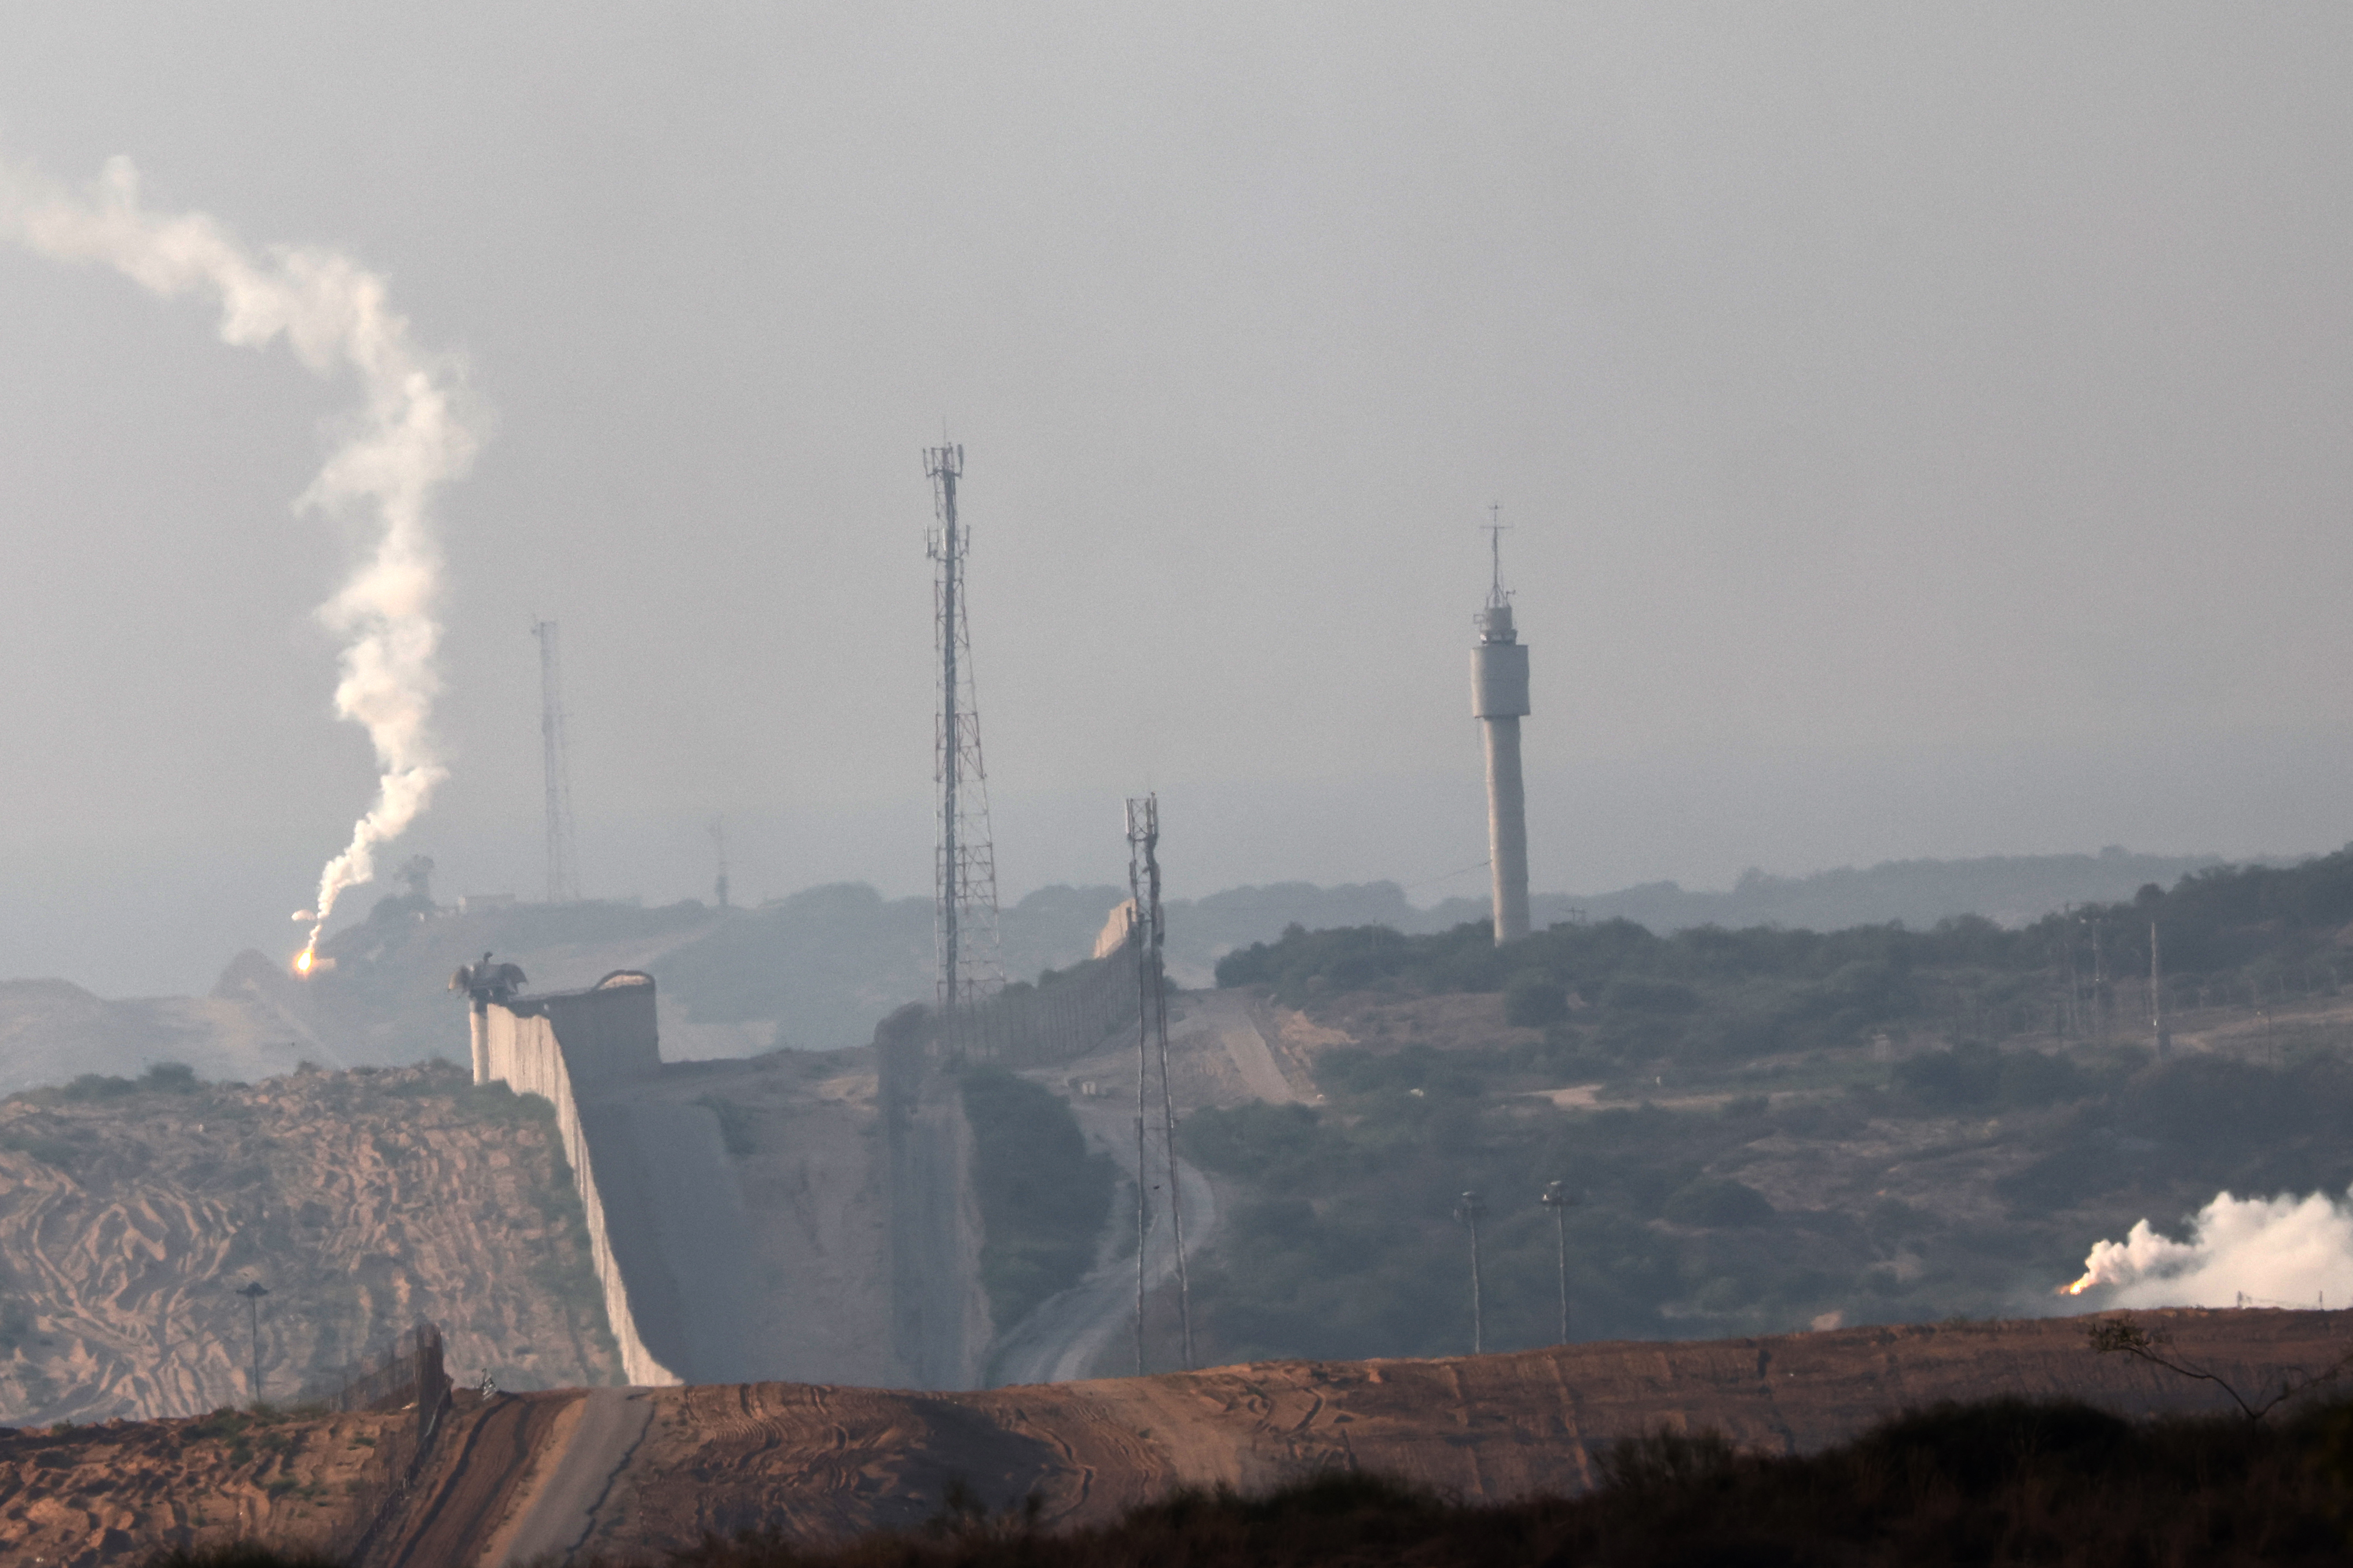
(1425, 849, 2240, 938)
(0, 847, 2282, 1081)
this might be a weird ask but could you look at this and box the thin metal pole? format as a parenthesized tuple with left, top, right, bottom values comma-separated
(938, 458, 960, 1025)
(2063, 920, 2081, 1037)
(1541, 1179, 1577, 1345)
(1142, 798, 1194, 1369)
(2091, 922, 2105, 1043)
(532, 621, 578, 904)
(237, 1281, 269, 1405)
(1455, 1192, 1486, 1356)
(1469, 1213, 1483, 1356)
(1128, 803, 1150, 1376)
(1554, 1205, 1568, 1343)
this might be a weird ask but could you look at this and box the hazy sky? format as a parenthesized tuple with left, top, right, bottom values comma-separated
(2, 5, 2349, 994)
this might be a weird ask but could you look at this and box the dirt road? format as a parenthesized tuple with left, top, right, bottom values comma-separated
(374, 1391, 578, 1568)
(989, 1107, 1218, 1386)
(1179, 990, 1299, 1104)
(489, 1387, 657, 1566)
(991, 990, 1304, 1387)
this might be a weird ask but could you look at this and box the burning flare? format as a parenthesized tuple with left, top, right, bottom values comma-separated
(0, 156, 479, 979)
(2057, 1189, 2353, 1308)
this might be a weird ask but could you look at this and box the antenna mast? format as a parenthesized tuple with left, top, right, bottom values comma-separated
(532, 619, 580, 904)
(926, 443, 1004, 1045)
(1486, 501, 1511, 608)
(1127, 794, 1193, 1371)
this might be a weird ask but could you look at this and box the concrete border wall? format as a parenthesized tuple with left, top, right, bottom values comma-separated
(482, 992, 681, 1387)
(875, 1004, 991, 1388)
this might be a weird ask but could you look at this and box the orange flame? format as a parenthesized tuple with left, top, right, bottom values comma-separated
(2058, 1272, 2097, 1297)
(293, 946, 315, 977)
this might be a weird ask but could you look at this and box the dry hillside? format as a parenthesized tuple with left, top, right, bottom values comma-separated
(0, 971, 321, 1098)
(5, 1309, 2347, 1565)
(0, 1062, 620, 1424)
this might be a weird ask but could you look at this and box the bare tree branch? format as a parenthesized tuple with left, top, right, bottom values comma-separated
(2088, 1317, 2353, 1423)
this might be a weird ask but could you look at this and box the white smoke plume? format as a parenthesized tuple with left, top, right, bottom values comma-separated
(2062, 1189, 2353, 1310)
(0, 156, 478, 971)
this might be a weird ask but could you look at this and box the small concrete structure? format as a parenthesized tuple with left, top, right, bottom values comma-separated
(1093, 899, 1139, 960)
(450, 951, 527, 1084)
(497, 971, 660, 1088)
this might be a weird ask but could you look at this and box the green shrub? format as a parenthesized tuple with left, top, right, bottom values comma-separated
(1660, 1178, 1775, 1228)
(1315, 1046, 1479, 1101)
(1179, 1102, 1330, 1182)
(1895, 1045, 2001, 1110)
(961, 1068, 1115, 1335)
(1600, 979, 1699, 1014)
(1503, 976, 1570, 1027)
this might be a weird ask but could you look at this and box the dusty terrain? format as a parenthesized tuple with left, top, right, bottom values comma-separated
(585, 1309, 2350, 1556)
(1270, 982, 2353, 1288)
(0, 1063, 620, 1423)
(0, 1402, 415, 1565)
(12, 1308, 2341, 1565)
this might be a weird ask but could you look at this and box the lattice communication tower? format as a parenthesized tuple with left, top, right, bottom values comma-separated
(926, 445, 1005, 1037)
(532, 618, 580, 904)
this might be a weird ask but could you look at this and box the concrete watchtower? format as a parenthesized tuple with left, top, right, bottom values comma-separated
(1471, 520, 1531, 945)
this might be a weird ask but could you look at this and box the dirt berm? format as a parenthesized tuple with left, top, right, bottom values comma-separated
(573, 1308, 2351, 1555)
(4, 1309, 2346, 1565)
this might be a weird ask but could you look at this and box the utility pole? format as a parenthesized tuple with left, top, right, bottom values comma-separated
(531, 620, 580, 904)
(1541, 1181, 1577, 1345)
(926, 443, 1004, 1052)
(1454, 1191, 1487, 1356)
(2091, 920, 2106, 1044)
(2060, 913, 2081, 1038)
(236, 1280, 269, 1405)
(1129, 795, 1193, 1370)
(1127, 803, 1149, 1376)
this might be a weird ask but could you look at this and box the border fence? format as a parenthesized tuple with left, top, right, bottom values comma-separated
(298, 1321, 453, 1565)
(925, 933, 1143, 1068)
(305, 1321, 449, 1437)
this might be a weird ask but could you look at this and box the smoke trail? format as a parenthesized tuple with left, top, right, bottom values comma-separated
(0, 157, 478, 970)
(2061, 1189, 2353, 1309)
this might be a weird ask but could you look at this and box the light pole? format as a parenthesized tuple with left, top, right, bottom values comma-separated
(1541, 1181, 1578, 1345)
(1453, 1191, 1487, 1355)
(235, 1281, 269, 1405)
